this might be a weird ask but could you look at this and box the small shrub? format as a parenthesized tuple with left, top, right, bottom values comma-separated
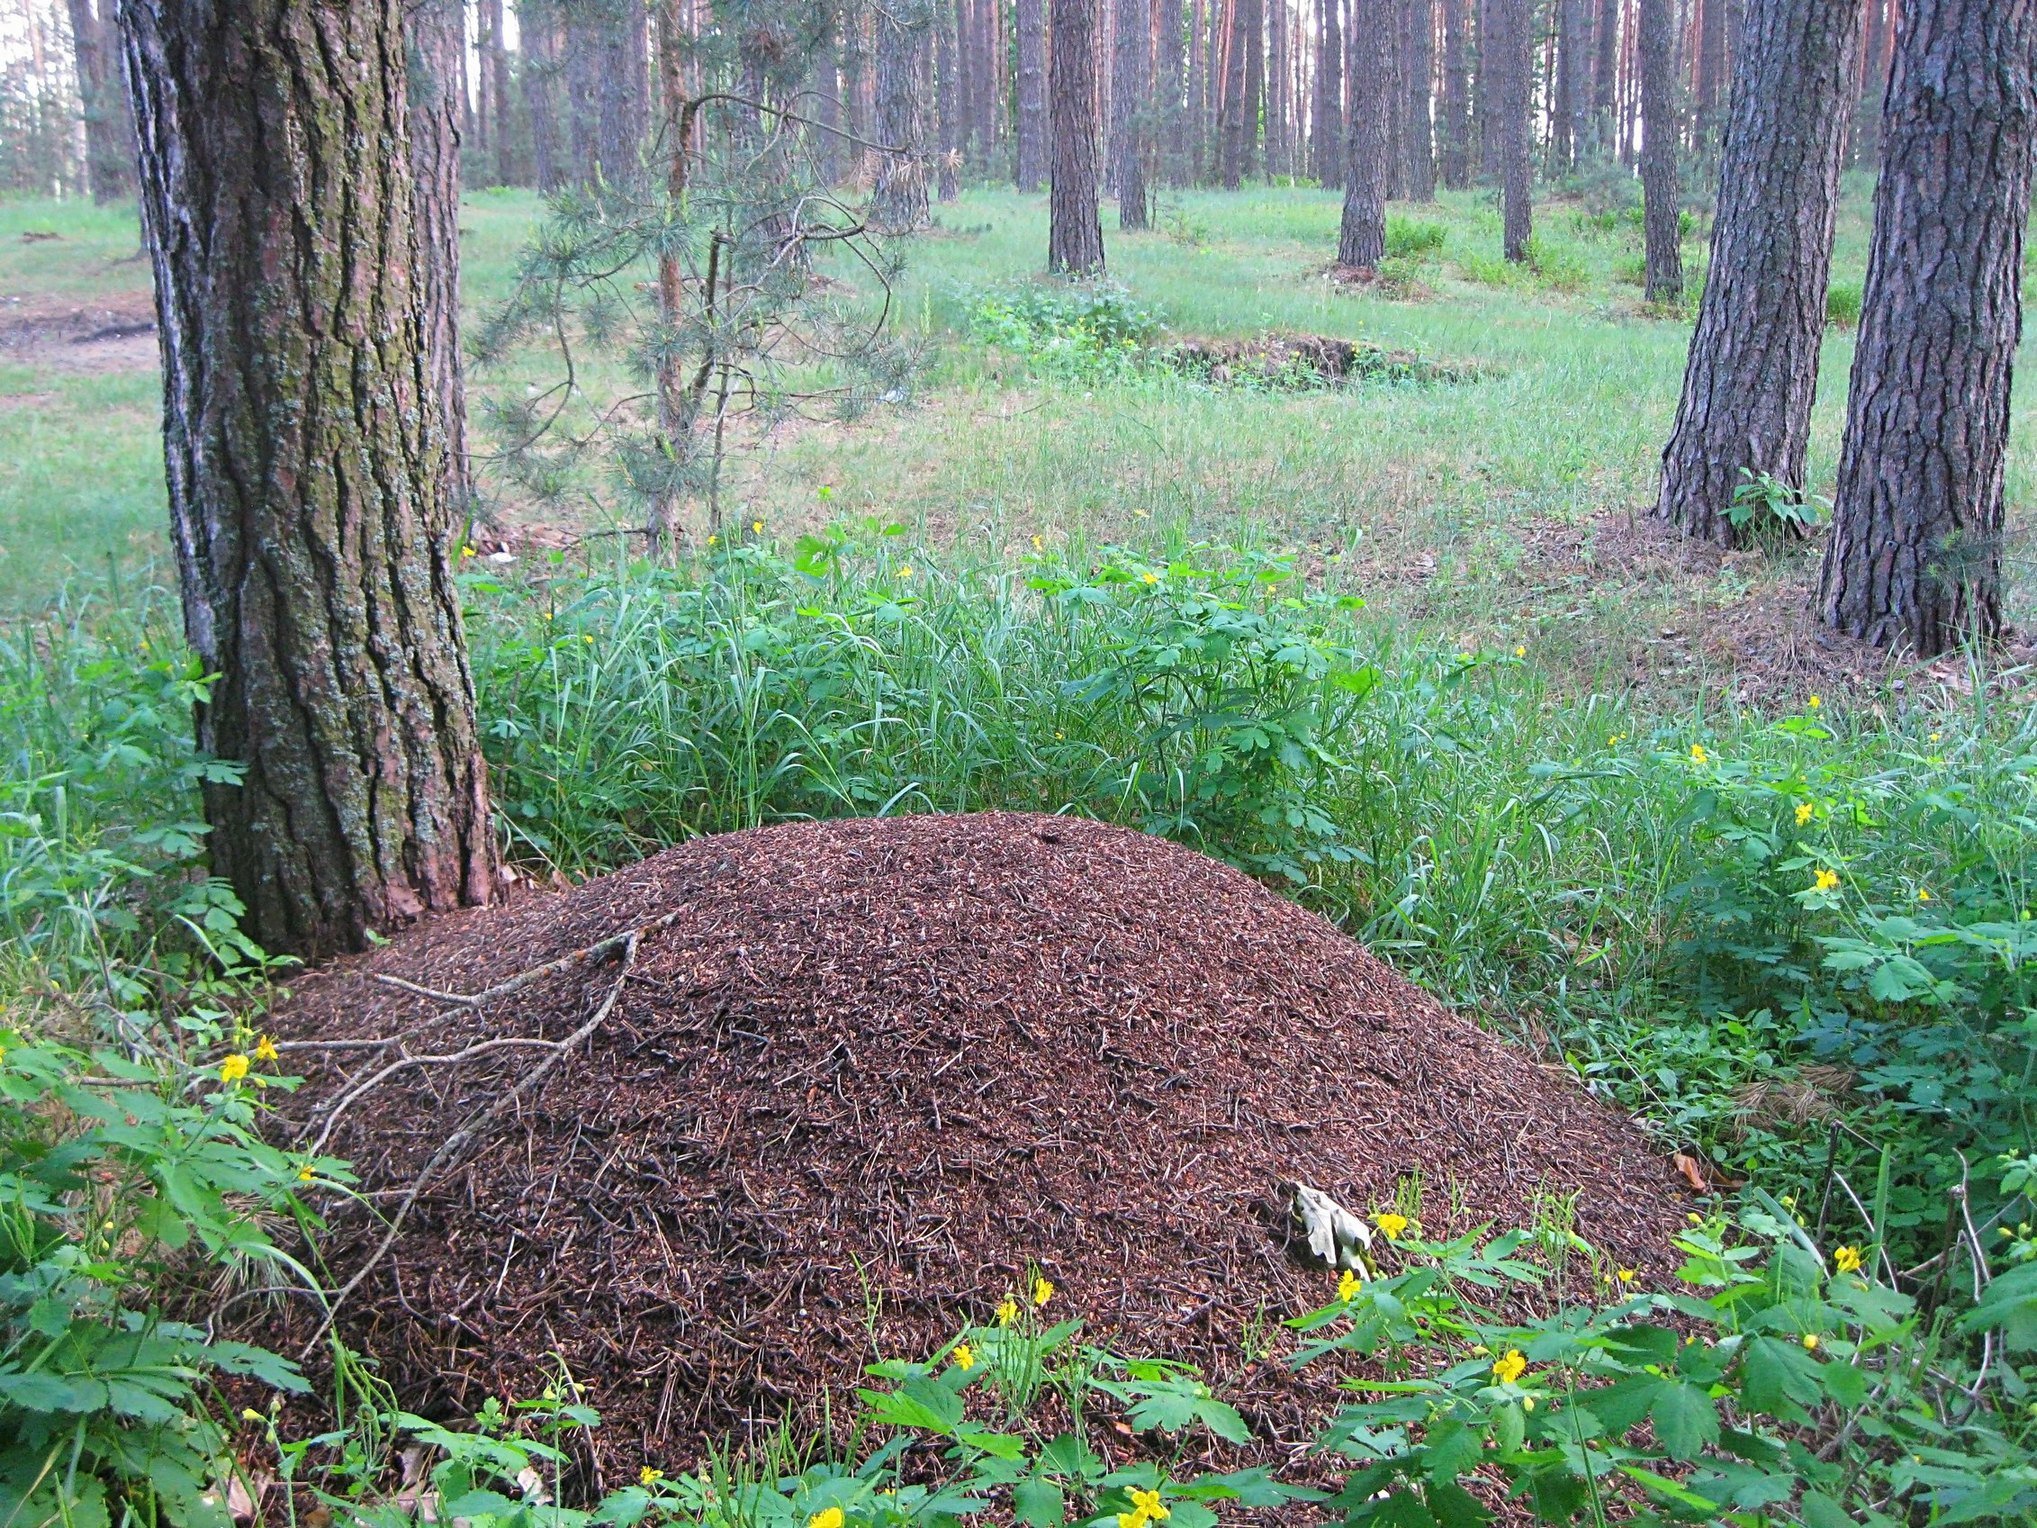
(1384, 215, 1446, 259)
(963, 278, 1164, 379)
(1827, 278, 1864, 327)
(1726, 468, 1830, 542)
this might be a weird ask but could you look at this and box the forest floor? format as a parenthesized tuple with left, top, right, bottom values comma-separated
(5, 179, 2031, 703)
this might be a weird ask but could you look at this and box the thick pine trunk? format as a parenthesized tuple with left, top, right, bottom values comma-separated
(1638, 0, 1682, 300)
(1016, 0, 1048, 188)
(1405, 0, 1436, 197)
(1558, 0, 1590, 165)
(519, 1, 564, 192)
(1050, 0, 1106, 269)
(1655, 0, 1863, 542)
(1241, 0, 1264, 180)
(1219, 0, 1247, 185)
(116, 0, 495, 960)
(1338, 0, 1390, 268)
(67, 0, 135, 201)
(1493, 0, 1533, 259)
(874, 0, 931, 227)
(484, 0, 512, 186)
(1818, 0, 2037, 655)
(597, 0, 649, 182)
(1112, 0, 1151, 225)
(1439, 0, 1469, 183)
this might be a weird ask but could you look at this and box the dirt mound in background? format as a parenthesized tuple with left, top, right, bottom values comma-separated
(1163, 333, 1476, 387)
(270, 814, 1686, 1472)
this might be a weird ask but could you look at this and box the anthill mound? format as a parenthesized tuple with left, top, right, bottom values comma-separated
(270, 813, 1686, 1468)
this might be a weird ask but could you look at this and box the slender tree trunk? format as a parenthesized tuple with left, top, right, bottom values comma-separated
(67, 0, 134, 200)
(972, 0, 998, 169)
(1338, 0, 1390, 267)
(484, 0, 512, 186)
(1655, 0, 1863, 542)
(519, 1, 562, 191)
(1592, 0, 1619, 147)
(1557, 0, 1591, 165)
(1241, 0, 1264, 178)
(1315, 0, 1345, 179)
(596, 0, 649, 182)
(1818, 0, 2036, 655)
(1383, 0, 1406, 193)
(1016, 0, 1048, 187)
(408, 0, 469, 515)
(1267, 0, 1287, 177)
(874, 0, 931, 226)
(1406, 0, 1436, 196)
(935, 0, 961, 197)
(1638, 0, 1682, 300)
(1439, 0, 1469, 182)
(115, 0, 495, 959)
(1050, 0, 1107, 268)
(1112, 0, 1151, 223)
(1493, 0, 1532, 258)
(1158, 0, 1187, 180)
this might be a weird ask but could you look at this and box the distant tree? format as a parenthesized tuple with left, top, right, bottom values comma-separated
(1157, 0, 1188, 181)
(1637, 0, 1682, 302)
(1337, 0, 1391, 270)
(482, 0, 513, 186)
(934, 0, 960, 200)
(1112, 0, 1151, 228)
(518, 0, 566, 191)
(116, 0, 496, 958)
(1016, 0, 1048, 187)
(1404, 0, 1436, 198)
(1315, 0, 1345, 182)
(1438, 0, 1470, 184)
(1591, 0, 1619, 148)
(1655, 0, 1863, 543)
(409, 0, 470, 512)
(1818, 0, 2037, 655)
(874, 0, 931, 228)
(1492, 0, 1533, 260)
(1049, 0, 1105, 270)
(64, 0, 133, 201)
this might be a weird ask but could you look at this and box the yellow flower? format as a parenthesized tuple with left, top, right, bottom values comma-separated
(241, 1407, 263, 1422)
(1616, 1267, 1636, 1284)
(1117, 1514, 1144, 1528)
(952, 1342, 975, 1370)
(1607, 734, 1624, 746)
(640, 1467, 664, 1487)
(1795, 802, 1814, 826)
(898, 564, 915, 579)
(461, 545, 477, 558)
(1690, 743, 1708, 764)
(1802, 1333, 1820, 1351)
(752, 520, 765, 534)
(1807, 695, 1821, 710)
(1031, 1274, 1055, 1308)
(253, 1035, 279, 1063)
(297, 1165, 315, 1183)
(1374, 1211, 1410, 1240)
(995, 1296, 1019, 1326)
(219, 1054, 250, 1085)
(1031, 535, 1044, 551)
(1492, 1349, 1527, 1384)
(1128, 1488, 1169, 1522)
(707, 534, 718, 546)
(1833, 1246, 1863, 1275)
(1141, 571, 1159, 585)
(1521, 1395, 1537, 1412)
(1813, 868, 1840, 893)
(1514, 645, 1526, 658)
(1337, 1268, 1363, 1301)
(1930, 730, 1942, 743)
(808, 1509, 844, 1528)
(1917, 888, 1932, 902)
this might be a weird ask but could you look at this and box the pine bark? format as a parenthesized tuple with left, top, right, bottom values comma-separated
(1638, 0, 1682, 300)
(1655, 0, 1864, 542)
(519, 1, 564, 192)
(874, 0, 931, 227)
(1112, 0, 1151, 225)
(116, 0, 496, 959)
(1157, 0, 1187, 180)
(1338, 0, 1391, 268)
(1016, 0, 1048, 187)
(1557, 0, 1590, 165)
(1492, 0, 1533, 259)
(1818, 0, 2037, 656)
(408, 0, 470, 513)
(484, 0, 512, 186)
(1315, 0, 1345, 180)
(1405, 0, 1436, 197)
(935, 0, 961, 198)
(1591, 0, 1619, 145)
(1242, 0, 1264, 179)
(67, 0, 135, 201)
(1050, 0, 1107, 270)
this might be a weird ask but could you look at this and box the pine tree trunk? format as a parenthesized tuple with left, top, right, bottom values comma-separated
(408, 0, 470, 514)
(1338, 0, 1390, 267)
(1817, 0, 2036, 655)
(1157, 0, 1187, 180)
(1016, 0, 1048, 187)
(1558, 0, 1591, 165)
(1383, 0, 1406, 195)
(1439, 0, 1470, 182)
(1405, 0, 1436, 197)
(1592, 0, 1619, 146)
(1267, 0, 1287, 178)
(67, 0, 135, 201)
(116, 0, 496, 959)
(1241, 0, 1264, 178)
(972, 0, 998, 170)
(597, 0, 649, 182)
(1655, 0, 1863, 542)
(1316, 0, 1345, 180)
(1493, 0, 1532, 258)
(485, 0, 512, 186)
(1050, 0, 1107, 268)
(935, 0, 961, 198)
(875, 0, 931, 226)
(1112, 0, 1151, 223)
(1638, 0, 1682, 300)
(519, 1, 564, 192)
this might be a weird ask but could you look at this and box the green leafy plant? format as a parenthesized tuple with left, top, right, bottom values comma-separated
(1726, 471, 1829, 543)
